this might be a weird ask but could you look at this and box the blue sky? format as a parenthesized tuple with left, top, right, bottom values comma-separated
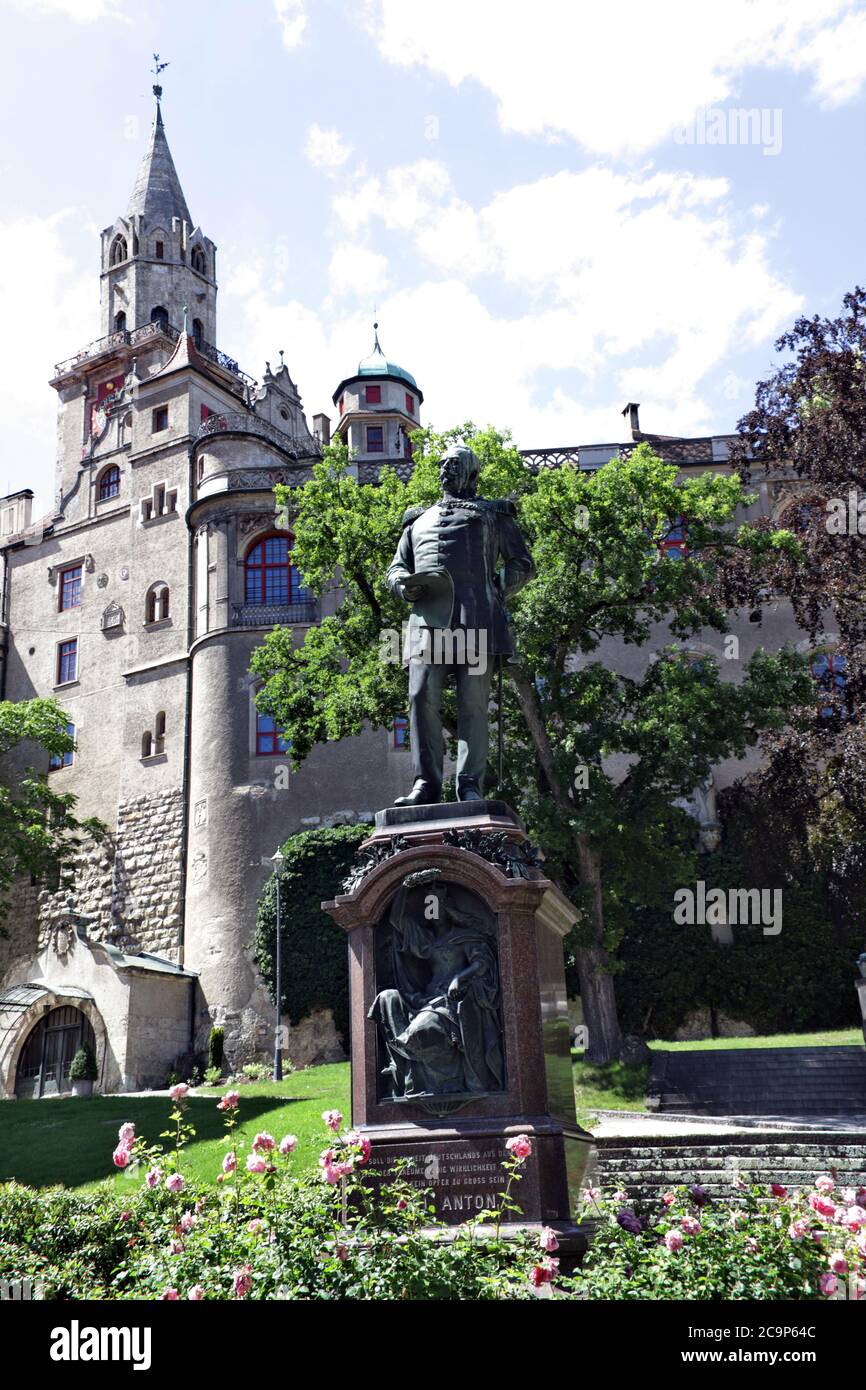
(2, 0, 866, 513)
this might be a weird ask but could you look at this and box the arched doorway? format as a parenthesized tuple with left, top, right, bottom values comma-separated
(14, 1005, 96, 1098)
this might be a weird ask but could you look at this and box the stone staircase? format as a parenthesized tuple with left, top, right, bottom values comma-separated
(648, 1046, 866, 1119)
(590, 1128, 866, 1207)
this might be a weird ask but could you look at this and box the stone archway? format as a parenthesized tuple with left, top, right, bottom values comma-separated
(14, 1003, 96, 1098)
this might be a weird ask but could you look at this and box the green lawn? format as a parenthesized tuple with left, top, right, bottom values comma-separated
(2, 1028, 862, 1190)
(0, 1063, 350, 1192)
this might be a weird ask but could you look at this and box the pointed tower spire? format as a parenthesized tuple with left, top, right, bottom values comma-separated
(127, 88, 192, 227)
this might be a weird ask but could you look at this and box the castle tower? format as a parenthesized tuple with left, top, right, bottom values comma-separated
(100, 90, 217, 349)
(332, 325, 423, 479)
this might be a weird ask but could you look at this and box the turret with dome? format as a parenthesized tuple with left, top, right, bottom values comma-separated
(332, 325, 423, 478)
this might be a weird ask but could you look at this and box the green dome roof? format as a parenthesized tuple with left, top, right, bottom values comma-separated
(357, 326, 417, 389)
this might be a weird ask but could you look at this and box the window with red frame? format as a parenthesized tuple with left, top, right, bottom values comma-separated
(59, 564, 82, 611)
(57, 638, 78, 685)
(811, 651, 848, 718)
(365, 385, 381, 404)
(98, 465, 120, 501)
(201, 404, 212, 423)
(405, 393, 415, 415)
(48, 721, 75, 771)
(659, 516, 688, 560)
(244, 535, 309, 606)
(366, 426, 384, 453)
(392, 716, 409, 749)
(339, 396, 345, 415)
(256, 709, 290, 755)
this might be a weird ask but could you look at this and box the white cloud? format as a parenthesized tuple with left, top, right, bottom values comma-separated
(2, 0, 129, 18)
(365, 0, 866, 155)
(0, 212, 95, 511)
(220, 152, 800, 451)
(304, 123, 352, 171)
(273, 0, 306, 50)
(327, 245, 389, 298)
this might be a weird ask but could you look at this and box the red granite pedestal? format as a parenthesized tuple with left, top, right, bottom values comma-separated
(322, 801, 594, 1262)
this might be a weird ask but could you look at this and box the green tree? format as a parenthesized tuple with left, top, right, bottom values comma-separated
(252, 430, 811, 1061)
(0, 698, 107, 931)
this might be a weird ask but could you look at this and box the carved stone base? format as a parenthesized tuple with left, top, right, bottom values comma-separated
(322, 802, 594, 1245)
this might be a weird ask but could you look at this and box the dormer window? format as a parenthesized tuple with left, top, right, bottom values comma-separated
(110, 235, 127, 266)
(405, 393, 415, 415)
(150, 305, 169, 331)
(191, 245, 207, 275)
(192, 318, 203, 349)
(155, 240, 164, 260)
(365, 385, 381, 405)
(366, 426, 384, 453)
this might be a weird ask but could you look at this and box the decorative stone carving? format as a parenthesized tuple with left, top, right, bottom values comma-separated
(101, 601, 124, 632)
(342, 835, 409, 895)
(441, 827, 544, 878)
(96, 573, 109, 589)
(368, 870, 504, 1112)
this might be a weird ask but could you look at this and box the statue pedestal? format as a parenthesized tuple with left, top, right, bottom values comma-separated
(322, 801, 593, 1262)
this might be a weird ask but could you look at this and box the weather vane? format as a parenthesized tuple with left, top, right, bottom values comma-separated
(151, 52, 170, 101)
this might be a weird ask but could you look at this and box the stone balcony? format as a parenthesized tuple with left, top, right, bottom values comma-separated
(197, 410, 320, 462)
(231, 600, 318, 628)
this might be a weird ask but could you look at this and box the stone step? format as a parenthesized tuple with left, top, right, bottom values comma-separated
(649, 1046, 866, 1119)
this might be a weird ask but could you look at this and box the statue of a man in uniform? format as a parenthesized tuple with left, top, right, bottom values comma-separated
(386, 444, 534, 806)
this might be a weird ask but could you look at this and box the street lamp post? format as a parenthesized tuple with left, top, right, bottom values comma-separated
(263, 850, 286, 1081)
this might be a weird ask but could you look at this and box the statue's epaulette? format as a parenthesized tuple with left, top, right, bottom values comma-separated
(401, 505, 426, 529)
(488, 497, 517, 517)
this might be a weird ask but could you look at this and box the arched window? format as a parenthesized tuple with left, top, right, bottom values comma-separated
(141, 730, 153, 758)
(114, 310, 127, 333)
(145, 582, 170, 624)
(110, 235, 127, 266)
(192, 318, 203, 349)
(244, 533, 308, 607)
(190, 245, 207, 275)
(150, 305, 169, 330)
(659, 515, 688, 560)
(256, 709, 290, 756)
(154, 711, 166, 755)
(98, 464, 121, 501)
(15, 1005, 96, 1098)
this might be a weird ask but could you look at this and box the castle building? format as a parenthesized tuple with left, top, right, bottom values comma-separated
(0, 104, 823, 1097)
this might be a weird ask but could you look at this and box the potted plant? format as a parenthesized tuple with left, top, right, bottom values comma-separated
(69, 1041, 97, 1097)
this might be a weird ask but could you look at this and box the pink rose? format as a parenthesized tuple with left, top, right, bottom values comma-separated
(169, 1083, 190, 1102)
(505, 1134, 533, 1162)
(828, 1252, 848, 1275)
(788, 1219, 810, 1240)
(179, 1211, 196, 1234)
(161, 1288, 179, 1300)
(845, 1205, 866, 1229)
(187, 1286, 205, 1301)
(321, 1163, 342, 1185)
(247, 1219, 266, 1235)
(145, 1168, 162, 1190)
(168, 1239, 184, 1256)
(539, 1226, 560, 1253)
(252, 1132, 275, 1154)
(661, 1191, 676, 1207)
(112, 1145, 131, 1169)
(857, 1234, 866, 1258)
(841, 1188, 857, 1205)
(582, 1186, 602, 1204)
(665, 1230, 684, 1252)
(232, 1264, 253, 1299)
(322, 1110, 343, 1132)
(612, 1190, 628, 1203)
(819, 1272, 838, 1297)
(344, 1132, 372, 1165)
(815, 1174, 835, 1193)
(165, 1172, 185, 1193)
(279, 1134, 298, 1155)
(118, 1122, 135, 1145)
(528, 1257, 558, 1288)
(808, 1193, 837, 1219)
(851, 1276, 866, 1302)
(119, 1210, 132, 1224)
(246, 1155, 267, 1173)
(770, 1183, 787, 1198)
(681, 1216, 701, 1236)
(222, 1151, 237, 1174)
(217, 1090, 240, 1111)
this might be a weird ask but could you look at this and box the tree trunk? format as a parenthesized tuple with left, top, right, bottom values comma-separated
(575, 833, 622, 1063)
(510, 668, 624, 1063)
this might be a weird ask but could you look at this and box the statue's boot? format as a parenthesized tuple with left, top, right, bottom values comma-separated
(457, 779, 484, 802)
(394, 780, 441, 807)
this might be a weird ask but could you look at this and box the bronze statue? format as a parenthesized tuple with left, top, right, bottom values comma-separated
(368, 872, 504, 1100)
(386, 444, 533, 805)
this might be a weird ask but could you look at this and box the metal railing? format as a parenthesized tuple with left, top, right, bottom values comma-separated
(53, 319, 253, 387)
(197, 411, 318, 460)
(231, 600, 318, 627)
